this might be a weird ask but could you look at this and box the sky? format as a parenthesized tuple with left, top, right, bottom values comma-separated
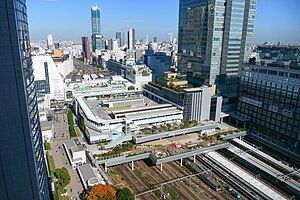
(27, 0, 300, 44)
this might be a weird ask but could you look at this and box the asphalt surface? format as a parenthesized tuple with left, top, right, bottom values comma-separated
(50, 111, 84, 199)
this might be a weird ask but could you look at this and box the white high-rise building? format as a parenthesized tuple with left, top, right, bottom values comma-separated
(47, 34, 54, 50)
(127, 28, 136, 50)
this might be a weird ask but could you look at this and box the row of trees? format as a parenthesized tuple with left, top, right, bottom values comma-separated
(67, 110, 77, 138)
(85, 184, 134, 200)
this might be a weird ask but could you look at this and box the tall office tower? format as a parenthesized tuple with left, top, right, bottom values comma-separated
(237, 64, 300, 161)
(91, 5, 104, 51)
(0, 0, 50, 199)
(128, 28, 136, 50)
(82, 36, 91, 62)
(154, 36, 158, 43)
(178, 0, 257, 99)
(47, 34, 54, 49)
(168, 33, 173, 44)
(91, 5, 101, 35)
(116, 32, 122, 47)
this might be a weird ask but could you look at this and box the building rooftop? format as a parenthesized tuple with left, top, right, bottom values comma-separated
(70, 146, 85, 153)
(77, 164, 103, 189)
(80, 94, 158, 123)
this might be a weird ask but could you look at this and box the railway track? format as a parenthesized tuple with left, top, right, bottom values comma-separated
(114, 165, 156, 200)
(162, 162, 204, 200)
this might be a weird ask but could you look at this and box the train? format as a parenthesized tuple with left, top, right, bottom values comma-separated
(185, 161, 221, 192)
(225, 185, 241, 200)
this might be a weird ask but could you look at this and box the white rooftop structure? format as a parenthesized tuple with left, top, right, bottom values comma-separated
(63, 140, 86, 169)
(77, 164, 105, 190)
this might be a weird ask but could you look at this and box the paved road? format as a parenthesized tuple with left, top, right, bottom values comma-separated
(50, 111, 84, 199)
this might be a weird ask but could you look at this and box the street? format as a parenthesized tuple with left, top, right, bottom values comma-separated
(50, 111, 84, 199)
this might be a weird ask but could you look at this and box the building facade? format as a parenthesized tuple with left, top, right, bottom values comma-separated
(47, 34, 53, 50)
(178, 0, 256, 98)
(144, 52, 172, 80)
(91, 5, 101, 35)
(116, 32, 123, 47)
(128, 28, 136, 50)
(237, 64, 300, 159)
(82, 36, 91, 62)
(183, 87, 212, 122)
(0, 0, 50, 199)
(91, 5, 105, 51)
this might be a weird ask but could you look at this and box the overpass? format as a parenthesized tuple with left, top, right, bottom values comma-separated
(221, 131, 247, 141)
(133, 123, 219, 144)
(150, 143, 230, 171)
(98, 153, 151, 172)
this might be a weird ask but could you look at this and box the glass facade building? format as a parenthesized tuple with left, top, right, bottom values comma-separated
(91, 5, 104, 51)
(91, 5, 101, 35)
(237, 64, 300, 160)
(178, 0, 256, 98)
(0, 0, 50, 199)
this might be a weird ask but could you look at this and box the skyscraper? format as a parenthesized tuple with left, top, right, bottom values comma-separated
(82, 36, 92, 62)
(91, 5, 105, 51)
(128, 28, 136, 50)
(0, 0, 50, 199)
(168, 33, 173, 44)
(91, 5, 101, 35)
(116, 32, 123, 47)
(178, 0, 257, 98)
(47, 34, 54, 50)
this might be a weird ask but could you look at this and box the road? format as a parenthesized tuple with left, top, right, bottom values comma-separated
(50, 111, 84, 199)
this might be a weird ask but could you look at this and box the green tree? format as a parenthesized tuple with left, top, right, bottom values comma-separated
(79, 114, 85, 132)
(67, 110, 74, 127)
(54, 167, 70, 191)
(117, 188, 134, 200)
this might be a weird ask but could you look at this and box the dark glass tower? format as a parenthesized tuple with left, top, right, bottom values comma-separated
(0, 0, 50, 199)
(91, 5, 101, 35)
(178, 0, 256, 98)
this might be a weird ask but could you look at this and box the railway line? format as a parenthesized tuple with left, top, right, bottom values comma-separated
(231, 138, 300, 180)
(201, 151, 288, 200)
(114, 165, 156, 200)
(222, 143, 300, 199)
(136, 161, 200, 200)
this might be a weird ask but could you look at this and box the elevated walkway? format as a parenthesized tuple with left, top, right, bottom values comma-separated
(151, 143, 230, 165)
(99, 153, 151, 168)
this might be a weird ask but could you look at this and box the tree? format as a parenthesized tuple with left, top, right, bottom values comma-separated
(54, 167, 70, 192)
(117, 188, 134, 200)
(85, 184, 116, 200)
(79, 114, 85, 132)
(67, 110, 74, 127)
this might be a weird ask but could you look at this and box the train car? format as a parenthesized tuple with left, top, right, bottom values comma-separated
(186, 161, 221, 191)
(226, 185, 241, 200)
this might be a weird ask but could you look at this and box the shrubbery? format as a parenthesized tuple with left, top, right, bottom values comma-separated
(67, 110, 77, 138)
(54, 167, 70, 193)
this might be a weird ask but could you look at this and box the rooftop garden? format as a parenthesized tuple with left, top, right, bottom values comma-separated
(97, 142, 135, 159)
(140, 120, 198, 135)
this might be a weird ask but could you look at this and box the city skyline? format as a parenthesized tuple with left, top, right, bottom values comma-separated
(28, 0, 300, 44)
